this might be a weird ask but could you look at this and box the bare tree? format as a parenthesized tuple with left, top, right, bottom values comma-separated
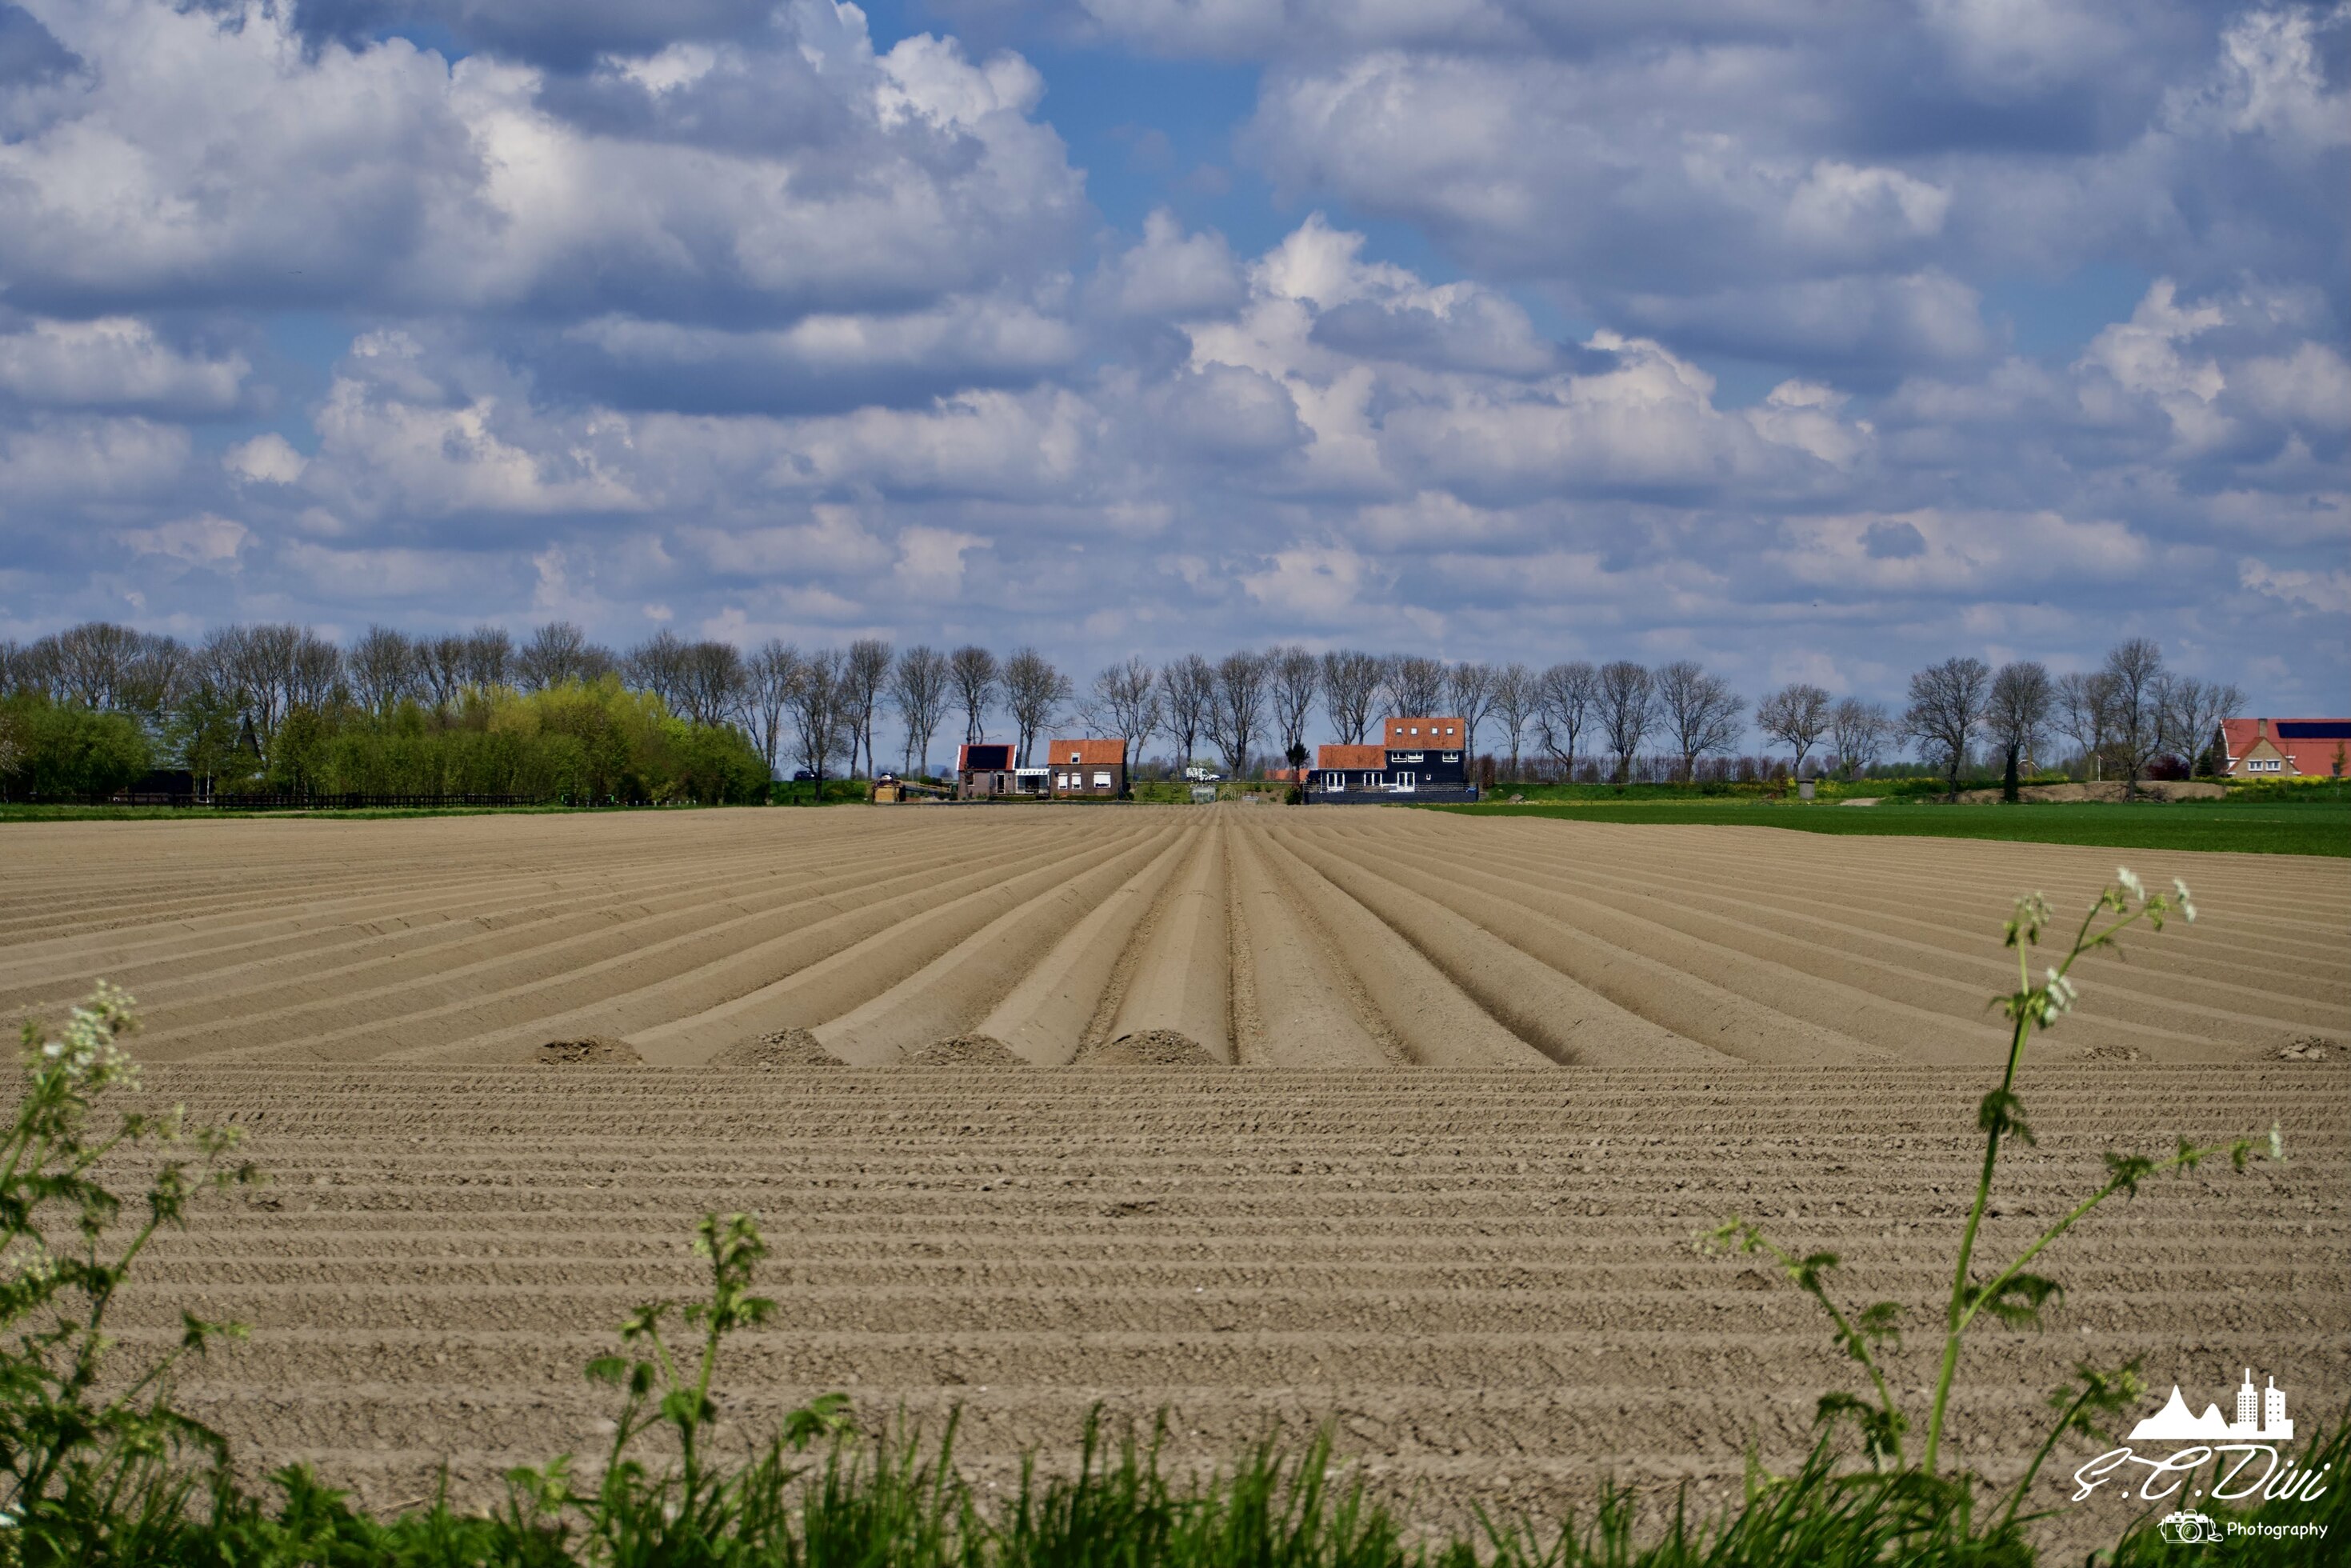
(1656, 661, 1743, 782)
(1985, 661, 2053, 802)
(2102, 638, 2169, 798)
(1755, 683, 1833, 780)
(1087, 656, 1162, 773)
(462, 625, 514, 688)
(949, 645, 999, 746)
(626, 630, 691, 713)
(745, 640, 801, 778)
(1535, 661, 1598, 777)
(287, 627, 342, 711)
(1267, 646, 1321, 767)
(890, 646, 951, 776)
(1597, 661, 1653, 784)
(1002, 646, 1071, 766)
(1206, 650, 1269, 776)
(2161, 675, 2244, 779)
(788, 648, 851, 788)
(346, 626, 418, 716)
(412, 634, 467, 709)
(1162, 654, 1214, 774)
(518, 622, 605, 690)
(1319, 650, 1383, 744)
(1385, 654, 1446, 717)
(1445, 662, 1498, 764)
(677, 641, 747, 727)
(1903, 655, 1993, 802)
(2051, 670, 2118, 781)
(842, 638, 894, 777)
(1489, 663, 1536, 780)
(1829, 698, 1893, 779)
(50, 622, 144, 710)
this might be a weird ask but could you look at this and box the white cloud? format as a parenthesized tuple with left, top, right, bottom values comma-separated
(224, 433, 308, 485)
(0, 317, 247, 410)
(122, 512, 248, 566)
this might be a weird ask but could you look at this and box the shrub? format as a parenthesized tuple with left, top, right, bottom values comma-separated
(0, 697, 151, 799)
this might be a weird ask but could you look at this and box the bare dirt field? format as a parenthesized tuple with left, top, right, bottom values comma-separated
(2, 806, 2345, 1546)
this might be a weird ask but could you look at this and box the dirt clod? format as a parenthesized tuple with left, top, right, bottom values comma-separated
(710, 1029, 843, 1068)
(2274, 1034, 2341, 1062)
(1078, 1030, 1220, 1066)
(2081, 1043, 2148, 1062)
(910, 1034, 1026, 1066)
(534, 1036, 641, 1065)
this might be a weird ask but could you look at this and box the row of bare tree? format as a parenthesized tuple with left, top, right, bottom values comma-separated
(1895, 639, 2241, 799)
(2, 622, 2248, 789)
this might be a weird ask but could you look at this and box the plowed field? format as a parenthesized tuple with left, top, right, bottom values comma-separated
(4, 806, 2345, 1549)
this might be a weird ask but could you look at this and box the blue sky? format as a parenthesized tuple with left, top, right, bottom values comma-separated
(1, 0, 2344, 721)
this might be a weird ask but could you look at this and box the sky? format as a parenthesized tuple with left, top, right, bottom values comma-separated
(0, 0, 2345, 723)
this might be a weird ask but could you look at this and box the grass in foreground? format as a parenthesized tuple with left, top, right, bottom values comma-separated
(1424, 798, 2351, 856)
(3, 882, 2341, 1565)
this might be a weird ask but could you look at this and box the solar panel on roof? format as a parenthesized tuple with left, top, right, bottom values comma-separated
(2276, 722, 2351, 740)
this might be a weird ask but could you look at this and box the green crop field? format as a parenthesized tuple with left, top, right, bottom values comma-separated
(1423, 797, 2351, 856)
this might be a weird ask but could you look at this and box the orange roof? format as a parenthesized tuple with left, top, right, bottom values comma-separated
(2219, 718, 2351, 776)
(1046, 738, 1127, 766)
(1317, 743, 1386, 770)
(1383, 716, 1466, 747)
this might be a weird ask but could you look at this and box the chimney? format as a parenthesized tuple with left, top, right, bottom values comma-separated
(2257, 717, 2267, 739)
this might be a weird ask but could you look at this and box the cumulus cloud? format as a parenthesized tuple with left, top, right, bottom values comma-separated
(0, 1, 2342, 717)
(0, 316, 248, 411)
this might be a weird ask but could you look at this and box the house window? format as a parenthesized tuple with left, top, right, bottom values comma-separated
(1092, 772, 1111, 788)
(1441, 752, 1459, 762)
(1069, 751, 1082, 764)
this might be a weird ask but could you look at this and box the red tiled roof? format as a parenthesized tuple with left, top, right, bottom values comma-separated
(2218, 718, 2351, 777)
(1045, 738, 1127, 766)
(1383, 716, 1466, 747)
(1317, 743, 1386, 770)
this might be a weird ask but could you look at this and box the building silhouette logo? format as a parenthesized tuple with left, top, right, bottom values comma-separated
(2129, 1369, 2293, 1444)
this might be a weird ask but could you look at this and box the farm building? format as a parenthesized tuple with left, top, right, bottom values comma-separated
(1044, 738, 1126, 798)
(2216, 718, 2351, 778)
(1309, 718, 1477, 802)
(955, 743, 1048, 799)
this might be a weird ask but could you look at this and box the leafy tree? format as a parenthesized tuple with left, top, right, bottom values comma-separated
(0, 698, 151, 798)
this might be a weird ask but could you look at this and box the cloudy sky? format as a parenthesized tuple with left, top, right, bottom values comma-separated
(1, 0, 2345, 714)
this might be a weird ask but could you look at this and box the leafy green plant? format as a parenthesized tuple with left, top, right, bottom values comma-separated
(1703, 870, 2280, 1530)
(0, 983, 258, 1558)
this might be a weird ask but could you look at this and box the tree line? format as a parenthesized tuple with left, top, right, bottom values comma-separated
(1, 620, 2249, 800)
(0, 622, 766, 802)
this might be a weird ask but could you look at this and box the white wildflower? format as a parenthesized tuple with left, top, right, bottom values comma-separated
(2172, 878, 2196, 922)
(2045, 970, 2079, 1014)
(2116, 867, 2144, 901)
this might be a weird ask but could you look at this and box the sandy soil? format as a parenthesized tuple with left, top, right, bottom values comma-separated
(2, 806, 2345, 1549)
(4, 806, 2340, 1067)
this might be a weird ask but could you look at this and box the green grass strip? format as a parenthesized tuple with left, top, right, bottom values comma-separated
(1417, 800, 2351, 857)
